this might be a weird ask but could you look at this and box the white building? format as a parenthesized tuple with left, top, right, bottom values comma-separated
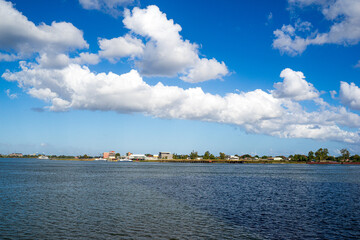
(129, 154, 146, 160)
(159, 152, 173, 159)
(228, 155, 239, 160)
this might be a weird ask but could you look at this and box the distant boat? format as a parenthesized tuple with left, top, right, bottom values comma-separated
(94, 158, 107, 161)
(119, 159, 133, 162)
(38, 155, 49, 159)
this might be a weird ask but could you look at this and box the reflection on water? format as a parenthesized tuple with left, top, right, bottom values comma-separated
(0, 159, 359, 239)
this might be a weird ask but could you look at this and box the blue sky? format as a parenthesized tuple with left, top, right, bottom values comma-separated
(1, 0, 360, 156)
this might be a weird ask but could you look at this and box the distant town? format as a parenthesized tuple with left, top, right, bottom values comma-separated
(1, 148, 360, 164)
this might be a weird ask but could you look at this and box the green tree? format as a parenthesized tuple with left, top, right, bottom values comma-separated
(115, 153, 120, 158)
(261, 155, 269, 159)
(308, 151, 315, 161)
(219, 152, 226, 160)
(340, 148, 350, 161)
(350, 154, 360, 162)
(209, 154, 215, 159)
(190, 151, 198, 159)
(292, 154, 307, 162)
(203, 151, 210, 159)
(315, 148, 329, 161)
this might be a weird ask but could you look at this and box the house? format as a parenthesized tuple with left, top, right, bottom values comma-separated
(227, 155, 239, 160)
(9, 153, 23, 157)
(159, 152, 173, 159)
(103, 151, 116, 160)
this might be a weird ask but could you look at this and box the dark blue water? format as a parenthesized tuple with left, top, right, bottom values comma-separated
(1, 159, 360, 239)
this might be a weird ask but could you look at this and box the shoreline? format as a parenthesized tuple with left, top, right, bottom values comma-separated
(2, 158, 360, 164)
(48, 158, 360, 164)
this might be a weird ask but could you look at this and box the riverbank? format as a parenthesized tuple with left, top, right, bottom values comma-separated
(5, 157, 360, 164)
(49, 158, 307, 164)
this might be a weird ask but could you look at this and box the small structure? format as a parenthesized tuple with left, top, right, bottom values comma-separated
(273, 157, 283, 161)
(103, 151, 116, 160)
(9, 153, 23, 157)
(129, 154, 146, 160)
(228, 155, 239, 160)
(159, 152, 173, 159)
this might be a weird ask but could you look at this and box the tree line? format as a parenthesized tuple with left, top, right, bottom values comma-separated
(172, 148, 360, 162)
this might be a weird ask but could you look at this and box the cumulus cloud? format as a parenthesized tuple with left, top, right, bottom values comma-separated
(98, 34, 144, 62)
(79, 0, 134, 16)
(0, 1, 227, 83)
(97, 5, 228, 82)
(180, 58, 229, 83)
(2, 64, 360, 143)
(272, 68, 320, 100)
(36, 52, 100, 69)
(0, 0, 88, 58)
(28, 88, 58, 101)
(72, 52, 100, 65)
(273, 0, 360, 55)
(0, 53, 19, 61)
(37, 53, 70, 69)
(122, 5, 199, 76)
(272, 23, 312, 56)
(0, 0, 100, 71)
(339, 81, 360, 110)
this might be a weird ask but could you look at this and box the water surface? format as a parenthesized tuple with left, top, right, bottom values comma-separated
(1, 158, 359, 239)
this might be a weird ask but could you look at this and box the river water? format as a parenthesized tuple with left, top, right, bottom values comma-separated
(0, 158, 359, 239)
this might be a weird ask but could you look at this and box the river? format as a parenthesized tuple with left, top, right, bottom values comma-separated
(0, 158, 359, 239)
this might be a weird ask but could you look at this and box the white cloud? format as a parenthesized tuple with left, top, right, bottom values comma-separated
(98, 34, 144, 62)
(49, 98, 71, 112)
(272, 68, 320, 100)
(111, 5, 229, 82)
(36, 52, 100, 69)
(79, 0, 134, 16)
(122, 5, 198, 76)
(0, 53, 19, 61)
(330, 90, 337, 99)
(273, 0, 360, 55)
(28, 88, 58, 101)
(37, 53, 70, 69)
(180, 58, 229, 83)
(339, 81, 360, 110)
(273, 25, 309, 55)
(72, 52, 100, 65)
(0, 0, 88, 60)
(3, 64, 360, 143)
(355, 60, 360, 68)
(0, 0, 101, 70)
(5, 89, 17, 99)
